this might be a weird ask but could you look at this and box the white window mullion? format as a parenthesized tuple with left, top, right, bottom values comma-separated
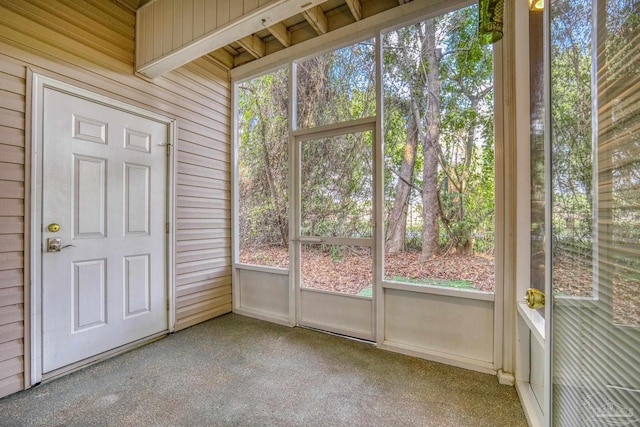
(374, 31, 385, 345)
(289, 60, 299, 327)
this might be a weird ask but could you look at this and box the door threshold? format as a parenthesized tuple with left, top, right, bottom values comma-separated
(41, 331, 168, 383)
(297, 324, 375, 344)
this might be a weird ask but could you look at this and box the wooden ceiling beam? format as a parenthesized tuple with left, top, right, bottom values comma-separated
(136, 0, 326, 78)
(234, 52, 257, 68)
(302, 6, 328, 35)
(208, 48, 234, 69)
(267, 22, 292, 47)
(345, 0, 362, 21)
(231, 0, 435, 79)
(223, 44, 241, 56)
(237, 35, 267, 59)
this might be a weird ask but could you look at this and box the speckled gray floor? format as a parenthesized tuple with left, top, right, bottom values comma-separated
(0, 314, 526, 426)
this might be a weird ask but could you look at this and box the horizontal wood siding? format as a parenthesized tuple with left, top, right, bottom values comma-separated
(0, 35, 26, 399)
(0, 0, 231, 398)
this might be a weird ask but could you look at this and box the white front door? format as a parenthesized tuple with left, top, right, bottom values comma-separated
(41, 87, 169, 373)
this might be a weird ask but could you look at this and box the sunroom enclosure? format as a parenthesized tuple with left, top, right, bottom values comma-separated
(232, 1, 503, 374)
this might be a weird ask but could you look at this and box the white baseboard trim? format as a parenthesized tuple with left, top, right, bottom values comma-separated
(498, 369, 516, 386)
(233, 306, 292, 327)
(516, 380, 545, 427)
(379, 340, 496, 375)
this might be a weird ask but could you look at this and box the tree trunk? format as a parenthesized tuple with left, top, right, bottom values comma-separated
(386, 106, 418, 253)
(420, 18, 441, 258)
(256, 99, 289, 249)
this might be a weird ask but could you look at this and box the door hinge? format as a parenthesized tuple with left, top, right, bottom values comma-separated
(166, 299, 170, 311)
(166, 143, 171, 157)
(166, 222, 170, 233)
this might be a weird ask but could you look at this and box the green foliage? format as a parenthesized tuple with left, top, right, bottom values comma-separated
(550, 0, 594, 263)
(238, 69, 289, 251)
(301, 131, 373, 240)
(383, 4, 495, 255)
(297, 40, 375, 129)
(239, 5, 498, 258)
(330, 245, 343, 261)
(388, 276, 475, 289)
(437, 5, 495, 254)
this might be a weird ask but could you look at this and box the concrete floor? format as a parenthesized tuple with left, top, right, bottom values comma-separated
(0, 314, 526, 426)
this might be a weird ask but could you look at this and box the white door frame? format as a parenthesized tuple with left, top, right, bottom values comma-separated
(29, 74, 177, 384)
(292, 117, 376, 340)
(513, 1, 553, 425)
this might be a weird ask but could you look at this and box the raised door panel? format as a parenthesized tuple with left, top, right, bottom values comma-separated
(124, 163, 150, 236)
(73, 259, 107, 331)
(73, 156, 106, 238)
(124, 254, 151, 318)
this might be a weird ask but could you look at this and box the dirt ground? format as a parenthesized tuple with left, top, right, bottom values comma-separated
(239, 246, 495, 292)
(553, 256, 639, 326)
(240, 246, 639, 326)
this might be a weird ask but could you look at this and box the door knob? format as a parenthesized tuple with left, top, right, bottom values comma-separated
(524, 288, 545, 309)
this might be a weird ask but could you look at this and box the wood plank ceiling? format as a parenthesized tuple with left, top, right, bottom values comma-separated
(210, 0, 411, 69)
(137, 0, 413, 73)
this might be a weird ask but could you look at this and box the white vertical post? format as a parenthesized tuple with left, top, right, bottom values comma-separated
(374, 32, 385, 345)
(289, 61, 300, 327)
(231, 79, 241, 313)
(543, 2, 553, 425)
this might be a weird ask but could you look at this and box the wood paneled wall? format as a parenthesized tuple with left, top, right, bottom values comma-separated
(0, 0, 231, 398)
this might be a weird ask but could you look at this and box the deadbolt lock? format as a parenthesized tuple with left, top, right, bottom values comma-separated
(48, 223, 60, 232)
(525, 288, 545, 309)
